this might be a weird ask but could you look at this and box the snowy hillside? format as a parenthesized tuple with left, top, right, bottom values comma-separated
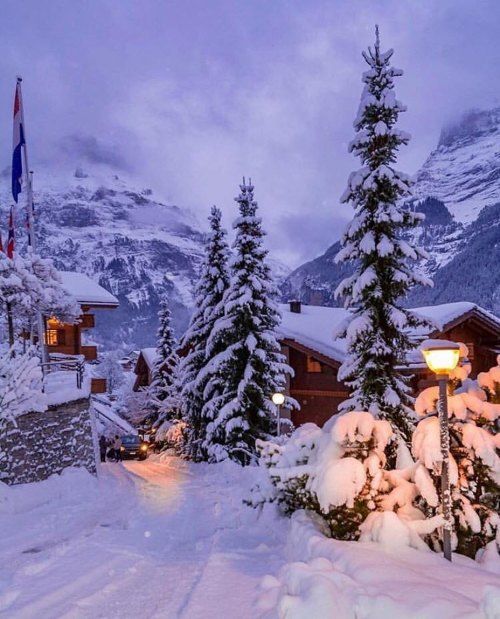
(0, 163, 206, 349)
(282, 108, 500, 314)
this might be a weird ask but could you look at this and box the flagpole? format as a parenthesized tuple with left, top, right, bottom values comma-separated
(16, 76, 48, 364)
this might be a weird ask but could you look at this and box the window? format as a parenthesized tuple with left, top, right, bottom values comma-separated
(45, 329, 66, 346)
(306, 355, 322, 373)
(45, 330, 58, 346)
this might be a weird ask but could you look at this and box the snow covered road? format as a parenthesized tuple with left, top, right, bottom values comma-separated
(0, 458, 287, 618)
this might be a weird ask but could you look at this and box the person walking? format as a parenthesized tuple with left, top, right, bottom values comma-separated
(113, 435, 122, 462)
(99, 435, 108, 462)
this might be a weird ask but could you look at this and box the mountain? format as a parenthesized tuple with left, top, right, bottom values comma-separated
(1, 163, 206, 350)
(282, 108, 500, 315)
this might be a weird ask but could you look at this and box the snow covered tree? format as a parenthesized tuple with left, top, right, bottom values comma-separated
(178, 206, 230, 461)
(334, 27, 431, 441)
(201, 180, 294, 465)
(0, 252, 79, 348)
(413, 351, 499, 559)
(151, 297, 180, 420)
(99, 350, 125, 394)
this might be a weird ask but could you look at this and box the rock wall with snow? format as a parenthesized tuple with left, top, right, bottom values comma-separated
(0, 397, 97, 484)
(282, 107, 500, 314)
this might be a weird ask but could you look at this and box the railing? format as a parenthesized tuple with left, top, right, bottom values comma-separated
(42, 354, 85, 390)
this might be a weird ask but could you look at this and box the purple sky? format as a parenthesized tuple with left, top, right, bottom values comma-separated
(0, 0, 498, 266)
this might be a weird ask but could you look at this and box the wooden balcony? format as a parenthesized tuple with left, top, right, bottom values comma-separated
(80, 314, 95, 329)
(81, 345, 97, 361)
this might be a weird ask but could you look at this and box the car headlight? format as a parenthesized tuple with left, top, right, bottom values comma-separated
(140, 444, 148, 451)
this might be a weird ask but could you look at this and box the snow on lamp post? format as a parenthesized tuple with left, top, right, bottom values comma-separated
(419, 339, 460, 562)
(272, 392, 285, 436)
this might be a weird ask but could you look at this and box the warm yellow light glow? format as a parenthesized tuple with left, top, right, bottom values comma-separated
(272, 392, 285, 406)
(140, 444, 148, 451)
(421, 342, 460, 375)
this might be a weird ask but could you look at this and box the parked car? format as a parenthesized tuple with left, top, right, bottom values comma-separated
(120, 435, 149, 460)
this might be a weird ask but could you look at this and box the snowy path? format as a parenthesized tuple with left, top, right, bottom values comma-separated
(0, 458, 286, 618)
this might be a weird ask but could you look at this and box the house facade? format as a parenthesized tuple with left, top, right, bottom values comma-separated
(45, 271, 119, 393)
(132, 300, 500, 429)
(279, 301, 500, 427)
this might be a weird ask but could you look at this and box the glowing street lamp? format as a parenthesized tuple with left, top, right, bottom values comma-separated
(272, 392, 285, 436)
(419, 339, 460, 562)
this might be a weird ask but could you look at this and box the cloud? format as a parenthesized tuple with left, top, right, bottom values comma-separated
(0, 0, 497, 266)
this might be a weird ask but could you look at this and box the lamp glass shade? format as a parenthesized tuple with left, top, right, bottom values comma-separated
(421, 347, 460, 374)
(272, 392, 285, 406)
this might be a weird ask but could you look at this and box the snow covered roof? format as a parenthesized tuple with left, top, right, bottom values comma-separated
(278, 302, 500, 364)
(278, 304, 349, 364)
(140, 348, 158, 370)
(59, 272, 119, 308)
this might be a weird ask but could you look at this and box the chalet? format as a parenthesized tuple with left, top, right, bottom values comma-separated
(279, 301, 500, 427)
(45, 271, 119, 393)
(133, 347, 158, 390)
(132, 299, 500, 429)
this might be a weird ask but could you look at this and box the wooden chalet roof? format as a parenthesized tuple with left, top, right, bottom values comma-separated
(59, 271, 119, 309)
(278, 302, 500, 366)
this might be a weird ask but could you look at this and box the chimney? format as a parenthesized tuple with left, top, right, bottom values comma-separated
(289, 300, 302, 314)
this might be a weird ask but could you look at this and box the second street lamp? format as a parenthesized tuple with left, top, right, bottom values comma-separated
(272, 392, 285, 436)
(419, 339, 460, 562)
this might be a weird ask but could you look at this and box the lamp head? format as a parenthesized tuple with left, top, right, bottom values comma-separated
(272, 392, 285, 406)
(419, 339, 461, 375)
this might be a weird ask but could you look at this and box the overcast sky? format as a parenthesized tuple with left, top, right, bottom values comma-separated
(0, 0, 498, 266)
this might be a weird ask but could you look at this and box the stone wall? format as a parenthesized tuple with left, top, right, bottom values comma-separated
(0, 398, 98, 485)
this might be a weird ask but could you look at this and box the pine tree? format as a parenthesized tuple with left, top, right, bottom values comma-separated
(151, 297, 179, 420)
(335, 27, 431, 441)
(179, 206, 230, 461)
(202, 179, 293, 465)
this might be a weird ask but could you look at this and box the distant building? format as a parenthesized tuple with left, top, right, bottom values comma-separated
(133, 347, 158, 391)
(45, 271, 119, 393)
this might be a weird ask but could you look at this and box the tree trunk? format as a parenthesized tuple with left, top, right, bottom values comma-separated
(6, 302, 14, 354)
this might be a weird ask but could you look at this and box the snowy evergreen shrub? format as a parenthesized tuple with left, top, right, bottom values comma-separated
(150, 297, 180, 423)
(178, 206, 230, 461)
(334, 28, 431, 441)
(201, 180, 294, 465)
(250, 412, 402, 540)
(412, 352, 500, 559)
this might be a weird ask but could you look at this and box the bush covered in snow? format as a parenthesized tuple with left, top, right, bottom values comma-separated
(412, 352, 499, 558)
(252, 353, 500, 561)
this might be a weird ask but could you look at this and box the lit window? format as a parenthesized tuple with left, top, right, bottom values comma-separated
(45, 330, 58, 346)
(307, 356, 322, 373)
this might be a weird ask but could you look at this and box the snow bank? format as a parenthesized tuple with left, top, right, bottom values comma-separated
(258, 511, 500, 619)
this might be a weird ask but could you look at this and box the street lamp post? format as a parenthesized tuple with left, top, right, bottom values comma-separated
(272, 392, 285, 436)
(419, 339, 460, 562)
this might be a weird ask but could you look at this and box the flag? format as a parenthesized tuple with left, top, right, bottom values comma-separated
(12, 80, 25, 203)
(7, 207, 15, 258)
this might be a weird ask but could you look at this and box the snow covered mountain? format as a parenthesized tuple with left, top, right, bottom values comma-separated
(282, 107, 500, 314)
(0, 163, 206, 350)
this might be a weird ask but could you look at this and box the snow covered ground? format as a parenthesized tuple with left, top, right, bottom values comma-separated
(0, 457, 286, 618)
(1, 459, 498, 618)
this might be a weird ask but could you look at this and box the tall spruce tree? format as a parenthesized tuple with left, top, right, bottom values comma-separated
(335, 27, 431, 441)
(151, 297, 179, 418)
(179, 206, 230, 461)
(202, 179, 293, 465)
